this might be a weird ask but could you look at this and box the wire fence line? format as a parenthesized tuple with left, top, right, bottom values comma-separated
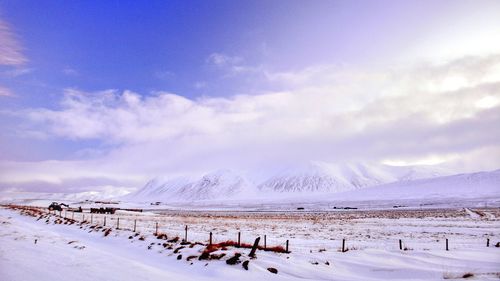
(5, 205, 499, 254)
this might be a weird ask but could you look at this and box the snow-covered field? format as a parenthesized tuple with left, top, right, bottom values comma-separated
(1, 205, 499, 280)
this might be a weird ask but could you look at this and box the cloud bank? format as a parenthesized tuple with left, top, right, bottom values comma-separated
(2, 53, 499, 192)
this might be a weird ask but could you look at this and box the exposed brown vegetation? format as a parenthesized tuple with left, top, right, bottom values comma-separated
(156, 233, 168, 240)
(104, 228, 112, 237)
(200, 240, 287, 258)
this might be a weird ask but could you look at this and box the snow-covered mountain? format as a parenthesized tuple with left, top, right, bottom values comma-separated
(125, 162, 458, 202)
(125, 170, 256, 202)
(258, 162, 388, 193)
(172, 170, 256, 201)
(258, 161, 451, 193)
(126, 176, 195, 201)
(385, 165, 451, 182)
(326, 169, 500, 201)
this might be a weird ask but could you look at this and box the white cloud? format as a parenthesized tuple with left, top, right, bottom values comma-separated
(206, 53, 243, 66)
(193, 81, 207, 89)
(2, 53, 500, 191)
(2, 67, 33, 77)
(154, 70, 175, 80)
(399, 2, 500, 63)
(382, 154, 460, 167)
(475, 95, 499, 109)
(0, 86, 15, 97)
(0, 19, 27, 65)
(19, 55, 500, 146)
(62, 67, 78, 76)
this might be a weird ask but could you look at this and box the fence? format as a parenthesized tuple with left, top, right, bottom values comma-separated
(4, 204, 499, 254)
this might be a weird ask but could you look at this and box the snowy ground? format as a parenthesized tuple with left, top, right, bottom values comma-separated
(1, 206, 499, 281)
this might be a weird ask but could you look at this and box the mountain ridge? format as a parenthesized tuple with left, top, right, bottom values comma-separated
(125, 161, 463, 202)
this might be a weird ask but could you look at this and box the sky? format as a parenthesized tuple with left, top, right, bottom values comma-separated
(1, 0, 500, 194)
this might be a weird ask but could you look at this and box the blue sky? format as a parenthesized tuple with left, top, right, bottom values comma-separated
(1, 0, 500, 193)
(2, 0, 487, 102)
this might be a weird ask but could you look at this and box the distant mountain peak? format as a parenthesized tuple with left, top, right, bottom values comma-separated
(125, 161, 457, 202)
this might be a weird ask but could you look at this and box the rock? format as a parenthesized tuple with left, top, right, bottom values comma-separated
(267, 267, 278, 274)
(173, 246, 185, 253)
(177, 254, 182, 260)
(242, 260, 249, 270)
(462, 273, 474, 278)
(226, 253, 241, 265)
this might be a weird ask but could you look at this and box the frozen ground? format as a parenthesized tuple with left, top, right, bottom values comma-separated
(1, 205, 499, 280)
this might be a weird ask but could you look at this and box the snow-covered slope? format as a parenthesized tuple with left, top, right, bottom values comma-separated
(0, 187, 132, 204)
(258, 162, 387, 193)
(327, 169, 500, 201)
(125, 162, 456, 202)
(124, 176, 195, 201)
(384, 165, 451, 182)
(3, 164, 497, 205)
(258, 161, 450, 193)
(173, 170, 256, 200)
(124, 170, 257, 202)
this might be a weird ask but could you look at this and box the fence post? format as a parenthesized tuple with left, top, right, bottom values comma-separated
(90, 214, 93, 224)
(117, 217, 120, 229)
(209, 232, 212, 245)
(445, 239, 449, 251)
(264, 235, 267, 250)
(286, 240, 289, 253)
(487, 238, 490, 247)
(399, 239, 402, 250)
(249, 237, 261, 258)
(133, 219, 137, 232)
(342, 239, 346, 253)
(155, 222, 158, 235)
(104, 216, 106, 226)
(184, 225, 188, 242)
(238, 232, 241, 247)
